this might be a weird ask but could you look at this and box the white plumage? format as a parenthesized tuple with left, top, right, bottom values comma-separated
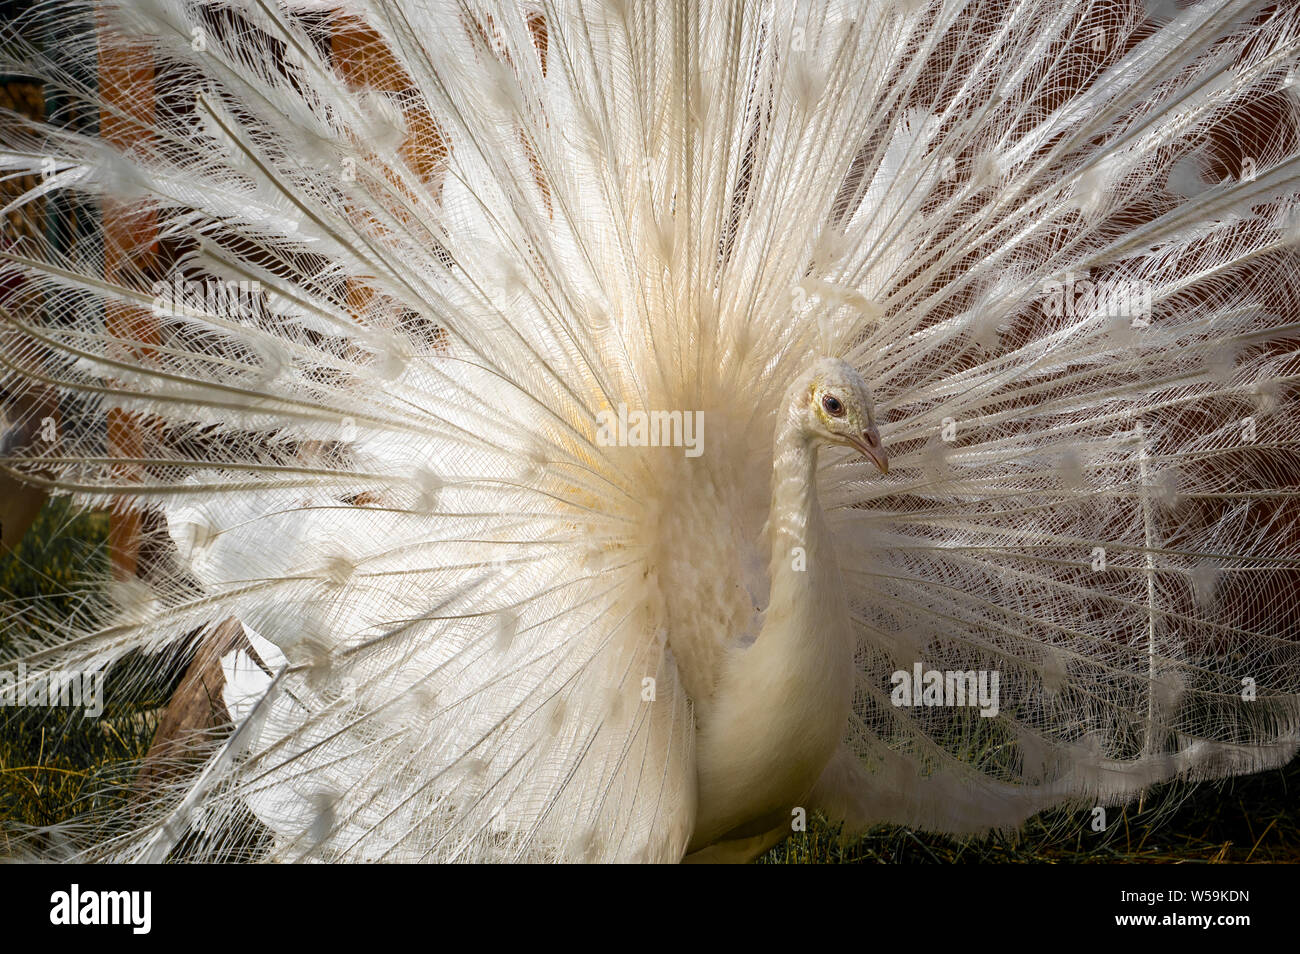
(2, 0, 1300, 862)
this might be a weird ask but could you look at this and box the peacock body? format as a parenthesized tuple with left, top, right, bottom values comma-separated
(1, 0, 1300, 862)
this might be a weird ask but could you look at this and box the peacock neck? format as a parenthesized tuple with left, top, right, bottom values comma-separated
(688, 382, 857, 848)
(768, 405, 826, 565)
(757, 394, 854, 672)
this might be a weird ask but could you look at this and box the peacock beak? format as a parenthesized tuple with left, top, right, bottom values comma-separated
(848, 425, 889, 475)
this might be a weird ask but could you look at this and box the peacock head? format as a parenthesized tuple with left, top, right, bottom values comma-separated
(802, 357, 888, 474)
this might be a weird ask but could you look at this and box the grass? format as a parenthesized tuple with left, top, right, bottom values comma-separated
(0, 499, 163, 853)
(762, 759, 1300, 862)
(1, 497, 1296, 862)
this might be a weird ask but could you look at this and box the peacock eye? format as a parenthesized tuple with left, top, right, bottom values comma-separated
(822, 394, 844, 416)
